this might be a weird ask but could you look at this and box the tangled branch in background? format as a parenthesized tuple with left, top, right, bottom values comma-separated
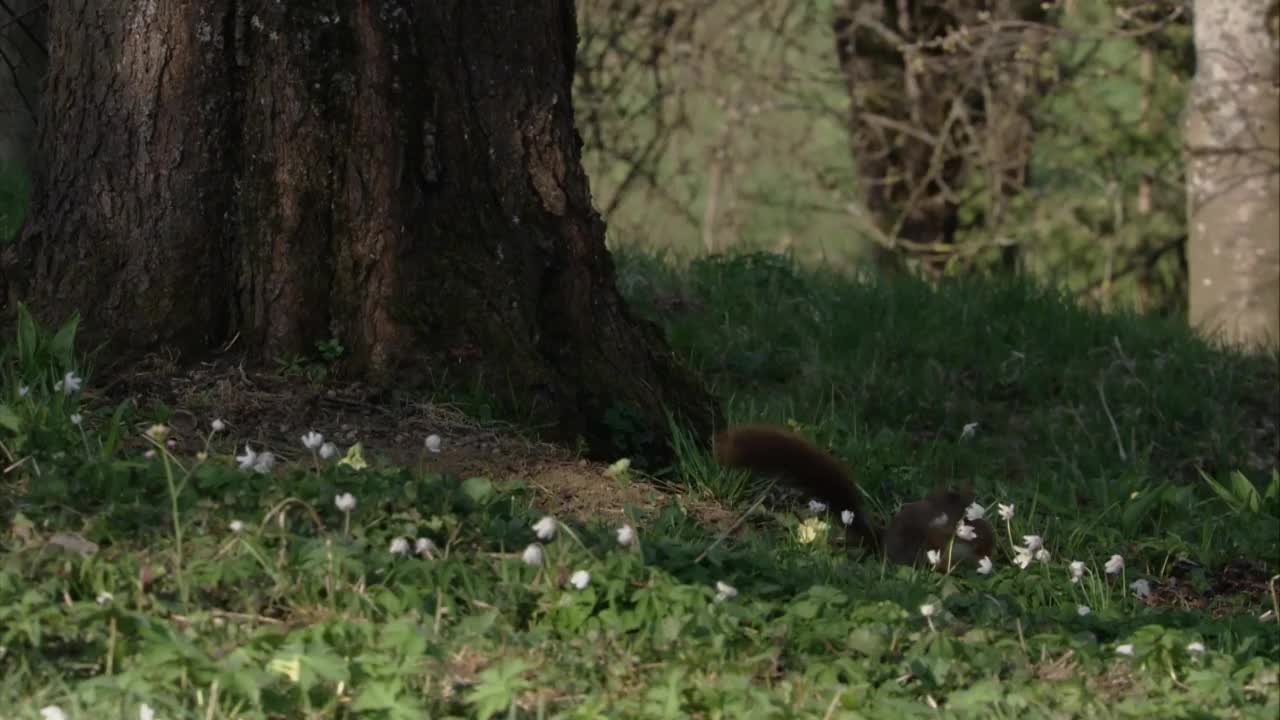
(0, 0, 45, 116)
(575, 0, 1195, 317)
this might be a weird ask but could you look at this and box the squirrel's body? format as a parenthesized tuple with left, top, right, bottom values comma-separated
(713, 424, 994, 568)
(882, 489, 993, 566)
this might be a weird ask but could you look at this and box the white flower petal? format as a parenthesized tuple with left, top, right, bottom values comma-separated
(425, 434, 442, 453)
(1104, 554, 1124, 575)
(533, 515, 557, 540)
(253, 452, 276, 474)
(521, 543, 544, 566)
(236, 444, 258, 470)
(335, 492, 357, 512)
(62, 371, 83, 395)
(1130, 578, 1152, 598)
(714, 580, 738, 601)
(616, 524, 636, 546)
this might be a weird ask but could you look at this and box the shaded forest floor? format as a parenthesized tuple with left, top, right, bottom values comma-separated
(87, 357, 738, 532)
(2, 250, 1278, 718)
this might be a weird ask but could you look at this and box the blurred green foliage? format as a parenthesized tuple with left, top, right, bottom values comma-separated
(576, 0, 1195, 317)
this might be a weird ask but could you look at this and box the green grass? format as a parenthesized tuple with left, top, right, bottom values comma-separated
(2, 255, 1279, 719)
(624, 250, 1279, 561)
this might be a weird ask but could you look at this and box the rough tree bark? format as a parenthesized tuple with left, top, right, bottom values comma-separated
(1184, 0, 1280, 348)
(0, 1, 719, 459)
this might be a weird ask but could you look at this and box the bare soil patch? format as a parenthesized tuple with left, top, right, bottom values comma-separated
(91, 356, 734, 530)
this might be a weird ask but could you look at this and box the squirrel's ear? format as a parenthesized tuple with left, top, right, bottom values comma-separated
(924, 483, 956, 498)
(925, 485, 975, 505)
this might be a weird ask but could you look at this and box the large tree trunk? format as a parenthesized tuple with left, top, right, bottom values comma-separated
(1184, 0, 1280, 348)
(0, 1, 719, 459)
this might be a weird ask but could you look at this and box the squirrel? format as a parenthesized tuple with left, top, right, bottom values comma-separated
(712, 424, 995, 569)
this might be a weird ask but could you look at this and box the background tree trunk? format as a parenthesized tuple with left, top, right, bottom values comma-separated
(0, 1, 719, 459)
(832, 1, 1047, 277)
(1184, 0, 1280, 348)
(0, 0, 46, 180)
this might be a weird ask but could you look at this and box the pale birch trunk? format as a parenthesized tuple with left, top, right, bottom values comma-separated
(1184, 0, 1280, 348)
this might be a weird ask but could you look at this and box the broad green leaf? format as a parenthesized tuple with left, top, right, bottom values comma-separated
(49, 313, 81, 367)
(1228, 470, 1261, 513)
(15, 302, 38, 369)
(461, 475, 495, 504)
(0, 403, 21, 433)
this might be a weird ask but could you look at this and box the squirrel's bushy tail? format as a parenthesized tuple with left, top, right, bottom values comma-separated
(712, 425, 881, 551)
